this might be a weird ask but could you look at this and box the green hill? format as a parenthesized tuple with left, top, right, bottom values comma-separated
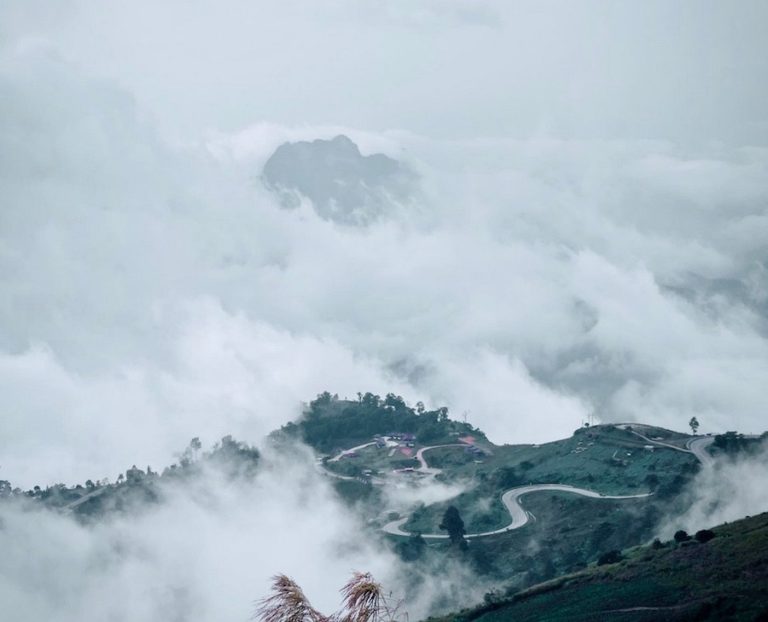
(6, 390, 765, 622)
(428, 511, 768, 622)
(288, 394, 705, 588)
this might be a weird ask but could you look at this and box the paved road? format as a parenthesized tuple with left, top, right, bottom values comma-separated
(323, 441, 468, 482)
(683, 434, 759, 466)
(329, 441, 378, 463)
(382, 483, 652, 539)
(619, 426, 719, 467)
(686, 436, 716, 467)
(617, 425, 693, 454)
(615, 424, 726, 468)
(413, 444, 465, 476)
(383, 443, 651, 539)
(63, 486, 111, 512)
(325, 436, 659, 540)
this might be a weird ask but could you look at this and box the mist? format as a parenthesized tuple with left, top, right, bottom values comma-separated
(659, 440, 768, 539)
(0, 446, 480, 621)
(2, 1, 768, 619)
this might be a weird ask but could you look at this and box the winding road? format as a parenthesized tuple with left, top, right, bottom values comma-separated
(687, 436, 716, 466)
(382, 483, 652, 540)
(413, 444, 465, 476)
(617, 424, 717, 467)
(328, 427, 721, 540)
(329, 441, 378, 462)
(63, 485, 111, 512)
(381, 438, 655, 539)
(384, 426, 730, 540)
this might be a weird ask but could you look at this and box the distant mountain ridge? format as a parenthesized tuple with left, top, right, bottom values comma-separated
(261, 135, 417, 225)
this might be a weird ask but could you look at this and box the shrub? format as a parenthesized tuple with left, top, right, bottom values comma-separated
(597, 550, 623, 566)
(695, 529, 716, 543)
(674, 530, 691, 543)
(644, 474, 660, 490)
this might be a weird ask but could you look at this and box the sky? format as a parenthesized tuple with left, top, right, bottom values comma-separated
(1, 1, 768, 619)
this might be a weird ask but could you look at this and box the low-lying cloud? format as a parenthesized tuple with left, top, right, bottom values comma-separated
(659, 441, 768, 538)
(0, 447, 463, 621)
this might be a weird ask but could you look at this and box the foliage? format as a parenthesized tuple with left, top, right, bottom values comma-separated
(596, 550, 623, 566)
(6, 435, 261, 518)
(493, 466, 522, 489)
(287, 392, 477, 453)
(439, 505, 468, 550)
(395, 534, 427, 562)
(429, 511, 768, 621)
(255, 574, 326, 622)
(254, 573, 406, 622)
(711, 430, 763, 456)
(0, 480, 13, 497)
(673, 529, 691, 543)
(695, 529, 715, 543)
(688, 416, 700, 435)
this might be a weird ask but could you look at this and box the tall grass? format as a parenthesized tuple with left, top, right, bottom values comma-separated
(254, 572, 407, 622)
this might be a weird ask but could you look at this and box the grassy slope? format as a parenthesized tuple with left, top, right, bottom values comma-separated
(396, 424, 698, 534)
(320, 417, 701, 588)
(429, 512, 768, 622)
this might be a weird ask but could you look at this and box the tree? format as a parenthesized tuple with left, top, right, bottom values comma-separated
(361, 392, 381, 408)
(185, 437, 202, 464)
(255, 572, 406, 622)
(689, 416, 700, 435)
(314, 391, 334, 407)
(674, 529, 691, 543)
(383, 394, 406, 411)
(644, 473, 660, 490)
(494, 466, 521, 489)
(439, 505, 467, 549)
(395, 534, 426, 562)
(713, 431, 750, 455)
(695, 529, 716, 543)
(597, 550, 623, 566)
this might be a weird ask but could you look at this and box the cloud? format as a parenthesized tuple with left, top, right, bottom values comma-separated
(0, 449, 431, 622)
(6, 0, 768, 144)
(2, 4, 768, 617)
(3, 42, 768, 489)
(658, 442, 768, 537)
(0, 300, 413, 488)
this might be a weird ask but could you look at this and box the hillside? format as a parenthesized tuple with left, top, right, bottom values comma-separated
(5, 391, 765, 621)
(428, 511, 768, 622)
(283, 394, 706, 584)
(0, 436, 260, 519)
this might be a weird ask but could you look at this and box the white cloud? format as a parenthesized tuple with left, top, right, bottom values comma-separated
(659, 443, 768, 537)
(3, 44, 768, 488)
(2, 4, 768, 617)
(0, 452, 431, 621)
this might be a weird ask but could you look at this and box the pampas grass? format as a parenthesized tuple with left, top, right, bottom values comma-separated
(254, 572, 406, 622)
